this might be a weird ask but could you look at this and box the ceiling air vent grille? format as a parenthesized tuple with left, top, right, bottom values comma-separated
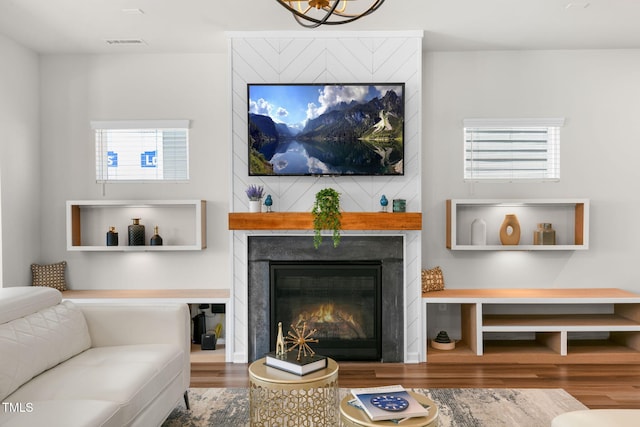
(104, 39, 146, 45)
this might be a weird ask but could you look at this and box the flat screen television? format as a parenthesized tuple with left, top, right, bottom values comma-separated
(248, 83, 405, 176)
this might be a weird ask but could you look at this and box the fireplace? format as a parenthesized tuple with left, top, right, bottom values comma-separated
(248, 235, 404, 362)
(270, 261, 382, 361)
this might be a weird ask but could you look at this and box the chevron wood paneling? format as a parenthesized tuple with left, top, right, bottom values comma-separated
(228, 31, 423, 363)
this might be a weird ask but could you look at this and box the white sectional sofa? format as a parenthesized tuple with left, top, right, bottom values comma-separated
(552, 409, 640, 427)
(0, 286, 191, 427)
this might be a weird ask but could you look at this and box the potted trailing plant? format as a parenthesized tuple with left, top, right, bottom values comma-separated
(312, 188, 341, 249)
(246, 184, 264, 213)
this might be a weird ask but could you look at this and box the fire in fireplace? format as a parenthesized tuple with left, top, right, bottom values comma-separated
(270, 261, 382, 361)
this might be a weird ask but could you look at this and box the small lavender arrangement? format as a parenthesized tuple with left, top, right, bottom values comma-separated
(245, 184, 264, 201)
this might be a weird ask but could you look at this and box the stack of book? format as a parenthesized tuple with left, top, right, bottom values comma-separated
(348, 385, 430, 422)
(264, 351, 327, 376)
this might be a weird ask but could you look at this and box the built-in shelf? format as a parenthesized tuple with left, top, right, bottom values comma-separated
(446, 199, 589, 250)
(66, 200, 206, 251)
(228, 212, 422, 231)
(422, 288, 640, 364)
(61, 289, 228, 303)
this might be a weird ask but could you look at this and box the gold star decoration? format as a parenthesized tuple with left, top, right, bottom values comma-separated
(285, 321, 319, 360)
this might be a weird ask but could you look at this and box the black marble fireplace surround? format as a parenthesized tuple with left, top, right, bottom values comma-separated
(248, 235, 404, 362)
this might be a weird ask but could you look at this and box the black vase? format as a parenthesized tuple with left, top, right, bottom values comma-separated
(106, 226, 119, 246)
(128, 218, 145, 246)
(150, 226, 163, 246)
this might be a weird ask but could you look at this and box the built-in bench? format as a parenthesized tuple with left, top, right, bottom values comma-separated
(422, 288, 640, 364)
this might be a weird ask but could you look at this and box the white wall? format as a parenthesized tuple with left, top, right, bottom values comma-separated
(0, 34, 40, 287)
(21, 43, 640, 301)
(39, 53, 231, 290)
(423, 50, 640, 293)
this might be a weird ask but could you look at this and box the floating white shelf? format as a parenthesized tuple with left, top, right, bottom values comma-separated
(66, 200, 206, 251)
(446, 199, 589, 251)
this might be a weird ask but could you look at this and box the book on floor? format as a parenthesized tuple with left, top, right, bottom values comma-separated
(264, 351, 327, 376)
(350, 385, 430, 422)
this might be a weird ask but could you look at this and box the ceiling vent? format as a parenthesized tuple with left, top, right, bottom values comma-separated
(104, 39, 146, 45)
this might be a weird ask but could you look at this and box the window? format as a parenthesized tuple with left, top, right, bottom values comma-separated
(463, 118, 564, 182)
(92, 120, 190, 182)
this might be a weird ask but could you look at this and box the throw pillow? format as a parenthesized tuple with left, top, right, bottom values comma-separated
(421, 266, 445, 293)
(31, 261, 68, 291)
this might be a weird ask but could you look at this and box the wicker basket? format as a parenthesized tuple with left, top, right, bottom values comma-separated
(421, 266, 445, 293)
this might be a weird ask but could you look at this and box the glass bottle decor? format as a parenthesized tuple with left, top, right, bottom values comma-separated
(264, 195, 273, 213)
(533, 223, 556, 245)
(499, 214, 521, 245)
(150, 226, 163, 246)
(380, 195, 389, 212)
(470, 218, 487, 245)
(106, 226, 118, 246)
(128, 218, 145, 246)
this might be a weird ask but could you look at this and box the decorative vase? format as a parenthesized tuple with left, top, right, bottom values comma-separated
(106, 226, 119, 246)
(392, 199, 406, 212)
(150, 226, 163, 246)
(499, 214, 521, 245)
(128, 218, 145, 246)
(533, 223, 556, 245)
(470, 218, 487, 245)
(249, 199, 262, 213)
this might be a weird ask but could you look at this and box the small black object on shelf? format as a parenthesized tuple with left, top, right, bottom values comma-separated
(201, 333, 217, 350)
(210, 304, 225, 314)
(192, 304, 209, 345)
(106, 226, 118, 246)
(150, 225, 163, 246)
(434, 330, 452, 344)
(128, 218, 145, 246)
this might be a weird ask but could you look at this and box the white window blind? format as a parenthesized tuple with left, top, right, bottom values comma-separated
(463, 118, 564, 182)
(92, 120, 190, 182)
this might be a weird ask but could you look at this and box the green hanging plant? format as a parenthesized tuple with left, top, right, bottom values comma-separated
(312, 188, 342, 249)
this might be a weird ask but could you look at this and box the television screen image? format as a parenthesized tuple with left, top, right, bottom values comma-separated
(248, 83, 405, 176)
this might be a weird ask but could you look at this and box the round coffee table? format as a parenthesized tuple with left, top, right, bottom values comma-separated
(248, 357, 339, 427)
(340, 391, 438, 427)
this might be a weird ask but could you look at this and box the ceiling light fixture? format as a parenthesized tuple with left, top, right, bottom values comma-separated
(276, 0, 385, 28)
(121, 8, 144, 15)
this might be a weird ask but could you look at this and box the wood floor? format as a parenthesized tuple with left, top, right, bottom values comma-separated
(191, 361, 640, 410)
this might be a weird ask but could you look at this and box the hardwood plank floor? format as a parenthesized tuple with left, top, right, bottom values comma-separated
(191, 362, 640, 409)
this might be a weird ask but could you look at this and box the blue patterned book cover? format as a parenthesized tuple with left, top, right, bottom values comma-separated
(350, 385, 429, 421)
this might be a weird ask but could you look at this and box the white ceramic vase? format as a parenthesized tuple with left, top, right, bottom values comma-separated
(471, 218, 487, 245)
(249, 200, 262, 213)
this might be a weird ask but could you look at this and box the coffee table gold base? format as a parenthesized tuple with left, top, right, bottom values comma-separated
(249, 357, 339, 427)
(340, 391, 439, 427)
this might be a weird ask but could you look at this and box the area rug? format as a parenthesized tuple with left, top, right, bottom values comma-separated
(163, 387, 586, 426)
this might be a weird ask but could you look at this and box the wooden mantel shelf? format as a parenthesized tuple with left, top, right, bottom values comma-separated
(228, 212, 422, 231)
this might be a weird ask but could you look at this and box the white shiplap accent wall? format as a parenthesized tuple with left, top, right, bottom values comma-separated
(228, 31, 423, 363)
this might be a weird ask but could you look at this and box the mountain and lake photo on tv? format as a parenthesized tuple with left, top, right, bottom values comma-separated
(247, 83, 405, 176)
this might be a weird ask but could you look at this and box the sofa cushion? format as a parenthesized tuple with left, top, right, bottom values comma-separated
(0, 287, 61, 324)
(0, 300, 91, 400)
(31, 261, 68, 291)
(6, 343, 184, 426)
(0, 400, 121, 427)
